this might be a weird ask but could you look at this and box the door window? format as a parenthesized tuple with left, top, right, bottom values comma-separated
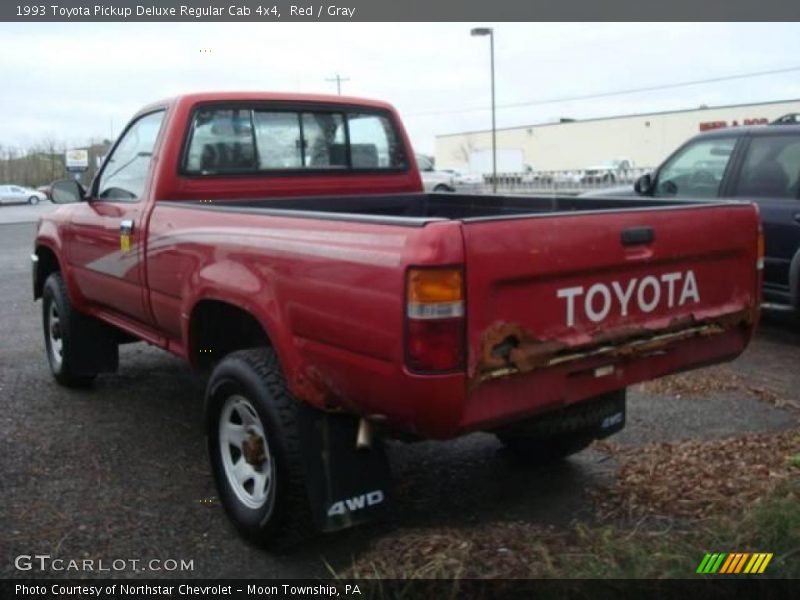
(97, 110, 165, 201)
(655, 137, 737, 198)
(733, 136, 800, 199)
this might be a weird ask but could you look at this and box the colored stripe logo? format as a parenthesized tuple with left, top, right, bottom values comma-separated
(697, 552, 773, 574)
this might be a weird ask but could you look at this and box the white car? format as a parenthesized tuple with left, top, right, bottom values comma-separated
(415, 154, 455, 192)
(0, 184, 48, 205)
(580, 159, 636, 184)
(443, 169, 484, 192)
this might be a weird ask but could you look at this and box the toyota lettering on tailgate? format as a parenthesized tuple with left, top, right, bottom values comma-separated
(557, 270, 700, 327)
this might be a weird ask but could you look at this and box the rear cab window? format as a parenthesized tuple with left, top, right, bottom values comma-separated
(183, 105, 408, 175)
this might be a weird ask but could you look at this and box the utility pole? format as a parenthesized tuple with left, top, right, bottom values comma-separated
(325, 74, 349, 95)
(471, 27, 497, 193)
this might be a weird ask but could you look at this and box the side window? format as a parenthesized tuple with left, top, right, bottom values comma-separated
(733, 136, 800, 199)
(655, 137, 737, 198)
(185, 109, 256, 174)
(97, 111, 165, 201)
(416, 154, 434, 172)
(347, 113, 405, 169)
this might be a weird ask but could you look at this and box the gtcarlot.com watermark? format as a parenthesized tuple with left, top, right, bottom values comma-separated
(14, 554, 194, 573)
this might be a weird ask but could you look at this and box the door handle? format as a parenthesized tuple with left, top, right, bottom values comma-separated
(120, 219, 134, 235)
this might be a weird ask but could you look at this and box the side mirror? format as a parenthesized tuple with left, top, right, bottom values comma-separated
(51, 179, 84, 204)
(634, 172, 654, 195)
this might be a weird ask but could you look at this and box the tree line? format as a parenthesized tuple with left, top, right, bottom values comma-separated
(0, 139, 111, 188)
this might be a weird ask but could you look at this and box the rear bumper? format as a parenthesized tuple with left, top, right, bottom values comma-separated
(295, 317, 754, 441)
(457, 324, 750, 436)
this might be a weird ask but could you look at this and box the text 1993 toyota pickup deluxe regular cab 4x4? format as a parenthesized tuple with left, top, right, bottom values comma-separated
(33, 92, 763, 547)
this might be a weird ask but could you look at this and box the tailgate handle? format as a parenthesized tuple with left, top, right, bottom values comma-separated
(621, 226, 654, 246)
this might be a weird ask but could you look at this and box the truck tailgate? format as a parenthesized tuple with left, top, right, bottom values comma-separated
(462, 203, 760, 421)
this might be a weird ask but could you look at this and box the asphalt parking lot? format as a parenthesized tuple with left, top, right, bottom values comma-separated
(1, 218, 798, 579)
(0, 201, 58, 226)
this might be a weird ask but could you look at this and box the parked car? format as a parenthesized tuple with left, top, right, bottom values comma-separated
(520, 165, 554, 185)
(416, 153, 455, 192)
(552, 170, 584, 186)
(36, 185, 53, 201)
(0, 184, 47, 205)
(35, 92, 761, 548)
(584, 117, 800, 314)
(443, 169, 484, 192)
(580, 159, 635, 184)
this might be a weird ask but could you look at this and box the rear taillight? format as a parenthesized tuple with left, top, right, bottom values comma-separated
(757, 225, 765, 271)
(405, 267, 465, 372)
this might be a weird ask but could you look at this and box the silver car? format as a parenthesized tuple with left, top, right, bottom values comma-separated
(0, 184, 47, 205)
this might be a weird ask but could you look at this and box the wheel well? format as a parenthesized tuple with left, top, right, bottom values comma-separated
(189, 300, 271, 370)
(34, 246, 60, 300)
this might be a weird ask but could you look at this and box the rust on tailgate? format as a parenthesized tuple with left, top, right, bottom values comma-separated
(475, 307, 754, 384)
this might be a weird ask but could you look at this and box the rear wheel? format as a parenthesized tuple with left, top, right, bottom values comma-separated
(496, 389, 626, 465)
(205, 348, 314, 548)
(497, 430, 594, 465)
(42, 273, 96, 388)
(433, 184, 453, 192)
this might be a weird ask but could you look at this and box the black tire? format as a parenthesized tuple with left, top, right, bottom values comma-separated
(433, 184, 453, 193)
(29, 195, 40, 205)
(42, 273, 96, 388)
(205, 348, 315, 549)
(497, 430, 595, 465)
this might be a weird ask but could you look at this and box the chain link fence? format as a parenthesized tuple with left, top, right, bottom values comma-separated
(457, 167, 654, 195)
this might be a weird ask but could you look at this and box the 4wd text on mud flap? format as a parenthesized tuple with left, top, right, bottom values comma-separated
(557, 270, 700, 327)
(327, 490, 384, 517)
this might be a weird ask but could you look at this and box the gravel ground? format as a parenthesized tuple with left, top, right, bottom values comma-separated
(1, 221, 798, 579)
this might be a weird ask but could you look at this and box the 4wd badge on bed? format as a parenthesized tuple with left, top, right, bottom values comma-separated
(557, 270, 700, 327)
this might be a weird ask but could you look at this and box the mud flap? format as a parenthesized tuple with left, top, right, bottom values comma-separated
(594, 389, 626, 439)
(296, 404, 391, 533)
(69, 313, 119, 376)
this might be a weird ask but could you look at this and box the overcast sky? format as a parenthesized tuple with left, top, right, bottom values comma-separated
(1, 22, 799, 154)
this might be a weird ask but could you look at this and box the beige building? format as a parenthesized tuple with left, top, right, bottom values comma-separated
(434, 99, 800, 172)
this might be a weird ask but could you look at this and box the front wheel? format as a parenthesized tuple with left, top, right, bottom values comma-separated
(433, 184, 453, 192)
(42, 273, 96, 387)
(205, 348, 314, 548)
(29, 195, 40, 205)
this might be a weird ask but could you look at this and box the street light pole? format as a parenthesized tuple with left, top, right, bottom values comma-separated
(471, 27, 497, 193)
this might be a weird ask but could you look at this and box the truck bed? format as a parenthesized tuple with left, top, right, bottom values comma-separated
(165, 193, 729, 225)
(146, 190, 760, 437)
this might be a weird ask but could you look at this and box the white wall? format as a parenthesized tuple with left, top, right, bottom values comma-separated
(434, 99, 800, 172)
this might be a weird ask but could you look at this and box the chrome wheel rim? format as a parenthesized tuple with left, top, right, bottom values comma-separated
(219, 394, 275, 510)
(47, 303, 63, 366)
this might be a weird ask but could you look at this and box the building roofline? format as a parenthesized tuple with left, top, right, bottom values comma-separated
(434, 98, 800, 138)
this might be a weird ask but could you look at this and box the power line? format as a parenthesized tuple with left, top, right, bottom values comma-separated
(404, 65, 800, 118)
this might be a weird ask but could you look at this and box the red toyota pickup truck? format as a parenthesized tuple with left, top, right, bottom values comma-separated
(34, 92, 762, 547)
